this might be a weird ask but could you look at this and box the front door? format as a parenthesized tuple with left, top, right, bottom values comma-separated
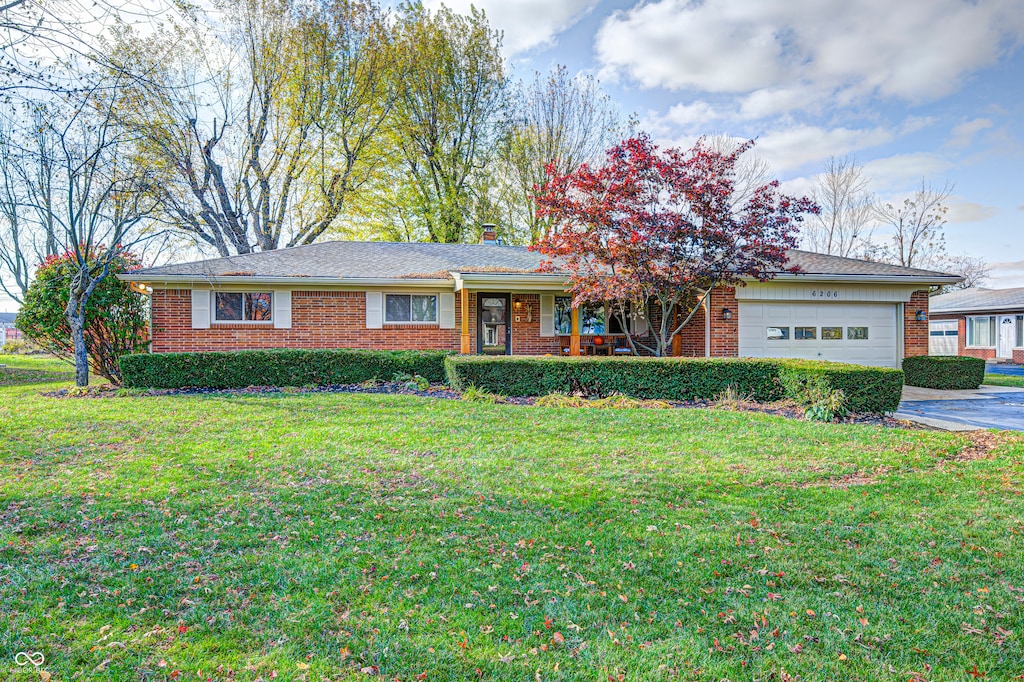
(478, 294, 511, 355)
(998, 315, 1015, 358)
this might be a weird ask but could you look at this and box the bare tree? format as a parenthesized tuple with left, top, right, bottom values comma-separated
(498, 66, 622, 244)
(109, 0, 396, 256)
(874, 180, 952, 270)
(802, 156, 876, 257)
(940, 253, 990, 292)
(704, 133, 774, 210)
(20, 83, 159, 386)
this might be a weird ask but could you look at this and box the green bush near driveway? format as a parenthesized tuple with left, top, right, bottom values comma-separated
(902, 355, 986, 390)
(120, 348, 451, 389)
(445, 355, 904, 414)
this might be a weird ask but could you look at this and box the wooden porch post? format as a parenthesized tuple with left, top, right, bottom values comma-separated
(460, 290, 471, 354)
(570, 306, 581, 356)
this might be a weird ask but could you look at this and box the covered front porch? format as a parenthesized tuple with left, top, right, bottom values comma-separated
(452, 271, 707, 357)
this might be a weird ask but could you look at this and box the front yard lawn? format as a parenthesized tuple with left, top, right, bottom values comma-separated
(985, 372, 1024, 389)
(2, 356, 1022, 680)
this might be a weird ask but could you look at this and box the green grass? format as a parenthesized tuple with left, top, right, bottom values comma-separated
(1, 356, 1022, 680)
(0, 352, 74, 386)
(984, 372, 1024, 389)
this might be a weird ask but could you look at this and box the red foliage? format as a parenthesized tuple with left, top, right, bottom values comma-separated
(531, 134, 818, 355)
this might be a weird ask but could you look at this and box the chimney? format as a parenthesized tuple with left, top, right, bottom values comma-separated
(479, 224, 498, 245)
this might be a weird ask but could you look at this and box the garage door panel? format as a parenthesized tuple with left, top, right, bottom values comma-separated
(738, 302, 899, 368)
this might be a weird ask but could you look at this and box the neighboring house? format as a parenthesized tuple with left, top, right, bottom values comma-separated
(119, 231, 960, 368)
(0, 312, 23, 346)
(930, 288, 1024, 363)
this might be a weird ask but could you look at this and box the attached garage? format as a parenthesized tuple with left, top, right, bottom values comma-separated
(739, 301, 900, 367)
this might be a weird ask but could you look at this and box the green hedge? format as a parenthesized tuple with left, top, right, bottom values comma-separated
(445, 356, 904, 414)
(902, 356, 986, 390)
(120, 348, 451, 389)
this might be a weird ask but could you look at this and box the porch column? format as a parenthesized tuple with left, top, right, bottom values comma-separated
(570, 306, 581, 356)
(460, 290, 471, 354)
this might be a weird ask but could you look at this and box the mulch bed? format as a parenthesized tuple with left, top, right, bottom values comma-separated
(43, 382, 917, 429)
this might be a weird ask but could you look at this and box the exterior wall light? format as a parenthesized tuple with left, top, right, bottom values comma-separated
(722, 308, 733, 321)
(915, 310, 927, 322)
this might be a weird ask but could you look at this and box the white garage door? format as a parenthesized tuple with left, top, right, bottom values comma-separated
(739, 302, 900, 368)
(929, 320, 958, 356)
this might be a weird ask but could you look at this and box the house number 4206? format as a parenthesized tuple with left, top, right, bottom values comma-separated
(811, 290, 839, 298)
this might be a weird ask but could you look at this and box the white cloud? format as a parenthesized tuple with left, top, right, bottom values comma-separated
(947, 118, 995, 148)
(596, 0, 1024, 107)
(427, 0, 598, 55)
(754, 124, 894, 172)
(946, 198, 999, 224)
(861, 153, 954, 191)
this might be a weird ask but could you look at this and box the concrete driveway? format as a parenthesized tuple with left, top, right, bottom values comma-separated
(897, 384, 1024, 431)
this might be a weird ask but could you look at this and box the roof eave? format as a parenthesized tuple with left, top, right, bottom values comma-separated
(932, 304, 1024, 315)
(117, 274, 456, 288)
(764, 273, 963, 285)
(451, 272, 567, 291)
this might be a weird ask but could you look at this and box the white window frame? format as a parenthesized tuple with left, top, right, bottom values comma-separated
(966, 315, 997, 348)
(212, 291, 274, 324)
(1016, 315, 1023, 349)
(384, 292, 440, 325)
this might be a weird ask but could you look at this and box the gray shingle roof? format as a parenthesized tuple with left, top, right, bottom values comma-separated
(127, 240, 960, 282)
(930, 287, 1024, 314)
(131, 241, 549, 280)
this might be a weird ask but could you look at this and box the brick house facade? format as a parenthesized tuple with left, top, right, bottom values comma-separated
(929, 288, 1024, 364)
(124, 240, 959, 368)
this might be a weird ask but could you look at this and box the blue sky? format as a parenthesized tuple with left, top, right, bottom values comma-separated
(431, 0, 1024, 286)
(2, 0, 1022, 313)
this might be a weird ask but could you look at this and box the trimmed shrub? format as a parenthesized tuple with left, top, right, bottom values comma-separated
(120, 349, 451, 389)
(902, 356, 986, 390)
(445, 355, 904, 414)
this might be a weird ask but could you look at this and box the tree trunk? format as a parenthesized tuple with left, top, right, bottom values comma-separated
(68, 308, 89, 387)
(65, 271, 90, 387)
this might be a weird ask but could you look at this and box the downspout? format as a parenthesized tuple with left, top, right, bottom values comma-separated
(704, 289, 711, 358)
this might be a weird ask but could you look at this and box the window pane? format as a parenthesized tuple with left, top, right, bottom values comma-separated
(411, 295, 437, 322)
(794, 326, 816, 340)
(245, 293, 272, 321)
(386, 294, 411, 322)
(1017, 316, 1023, 347)
(554, 297, 573, 334)
(847, 326, 869, 340)
(821, 326, 842, 340)
(767, 326, 789, 340)
(215, 292, 243, 321)
(580, 303, 605, 335)
(969, 317, 994, 346)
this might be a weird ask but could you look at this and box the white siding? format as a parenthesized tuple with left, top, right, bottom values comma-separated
(735, 282, 919, 303)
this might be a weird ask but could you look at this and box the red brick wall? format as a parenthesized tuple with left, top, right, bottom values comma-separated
(152, 289, 477, 353)
(903, 290, 930, 358)
(708, 287, 738, 357)
(510, 294, 561, 355)
(675, 300, 707, 357)
(150, 289, 574, 355)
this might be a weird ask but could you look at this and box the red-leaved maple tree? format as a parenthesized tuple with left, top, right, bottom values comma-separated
(532, 134, 819, 356)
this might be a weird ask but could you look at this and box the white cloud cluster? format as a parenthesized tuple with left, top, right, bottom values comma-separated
(426, 0, 598, 55)
(596, 0, 1024, 109)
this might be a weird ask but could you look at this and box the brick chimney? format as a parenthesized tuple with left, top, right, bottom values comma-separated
(479, 224, 498, 245)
